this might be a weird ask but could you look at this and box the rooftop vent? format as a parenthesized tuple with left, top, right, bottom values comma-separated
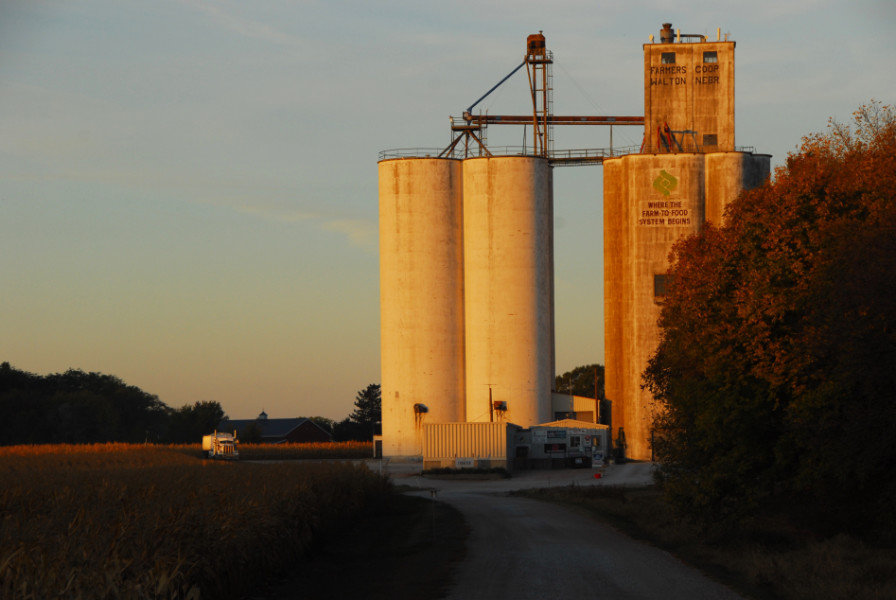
(660, 23, 674, 44)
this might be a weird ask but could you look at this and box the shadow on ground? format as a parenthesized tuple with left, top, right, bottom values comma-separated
(251, 493, 467, 600)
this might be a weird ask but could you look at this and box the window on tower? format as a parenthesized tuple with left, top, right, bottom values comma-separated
(703, 51, 718, 63)
(661, 52, 676, 64)
(654, 274, 672, 300)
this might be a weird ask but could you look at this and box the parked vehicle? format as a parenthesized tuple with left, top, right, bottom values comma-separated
(202, 431, 239, 460)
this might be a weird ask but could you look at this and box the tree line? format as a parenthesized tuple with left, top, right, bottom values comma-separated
(0, 362, 177, 444)
(644, 102, 896, 539)
(306, 383, 381, 442)
(554, 364, 609, 425)
(0, 361, 382, 445)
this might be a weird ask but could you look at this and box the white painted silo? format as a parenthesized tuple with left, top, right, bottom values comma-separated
(378, 158, 466, 458)
(462, 156, 554, 427)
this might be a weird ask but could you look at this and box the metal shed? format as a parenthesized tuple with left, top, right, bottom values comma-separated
(423, 422, 520, 471)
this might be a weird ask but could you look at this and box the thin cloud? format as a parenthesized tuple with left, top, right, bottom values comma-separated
(179, 0, 307, 48)
(237, 203, 319, 223)
(320, 219, 377, 252)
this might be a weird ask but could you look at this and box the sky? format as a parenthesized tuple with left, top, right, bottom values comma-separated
(1, 0, 894, 422)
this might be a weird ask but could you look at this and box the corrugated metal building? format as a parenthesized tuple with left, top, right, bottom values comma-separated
(423, 422, 519, 471)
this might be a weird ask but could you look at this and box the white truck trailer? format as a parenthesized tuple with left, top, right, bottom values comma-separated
(202, 431, 239, 460)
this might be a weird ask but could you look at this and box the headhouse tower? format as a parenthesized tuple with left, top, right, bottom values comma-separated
(603, 24, 770, 460)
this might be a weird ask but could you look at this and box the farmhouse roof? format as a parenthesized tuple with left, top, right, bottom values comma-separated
(218, 416, 330, 440)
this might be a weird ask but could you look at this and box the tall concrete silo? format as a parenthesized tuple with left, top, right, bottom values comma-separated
(462, 156, 554, 427)
(604, 153, 708, 461)
(603, 24, 770, 460)
(378, 158, 466, 457)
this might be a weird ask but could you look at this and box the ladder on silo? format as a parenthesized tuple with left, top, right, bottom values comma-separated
(526, 47, 553, 158)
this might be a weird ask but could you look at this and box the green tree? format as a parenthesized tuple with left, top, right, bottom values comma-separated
(555, 364, 604, 399)
(307, 416, 335, 433)
(333, 384, 381, 442)
(645, 102, 896, 531)
(0, 364, 168, 444)
(165, 401, 227, 443)
(332, 418, 368, 442)
(350, 384, 381, 432)
(555, 364, 609, 425)
(47, 369, 170, 442)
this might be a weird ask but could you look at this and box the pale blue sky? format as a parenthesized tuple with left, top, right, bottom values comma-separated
(1, 0, 893, 421)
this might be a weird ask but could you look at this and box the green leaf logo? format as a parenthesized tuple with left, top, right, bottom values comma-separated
(653, 170, 677, 196)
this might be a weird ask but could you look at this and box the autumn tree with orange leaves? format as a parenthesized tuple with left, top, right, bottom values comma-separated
(644, 102, 896, 535)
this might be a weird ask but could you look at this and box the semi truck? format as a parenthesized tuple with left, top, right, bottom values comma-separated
(202, 431, 239, 460)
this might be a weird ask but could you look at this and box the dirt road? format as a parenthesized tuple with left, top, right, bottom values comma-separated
(406, 465, 745, 600)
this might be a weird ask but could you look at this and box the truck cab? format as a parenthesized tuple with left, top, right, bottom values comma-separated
(202, 431, 240, 460)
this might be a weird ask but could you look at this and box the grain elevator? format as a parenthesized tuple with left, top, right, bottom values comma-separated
(604, 24, 769, 460)
(379, 24, 769, 464)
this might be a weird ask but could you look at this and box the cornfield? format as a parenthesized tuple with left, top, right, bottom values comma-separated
(237, 441, 373, 461)
(0, 444, 391, 599)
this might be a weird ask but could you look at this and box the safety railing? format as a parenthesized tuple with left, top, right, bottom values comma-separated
(379, 145, 760, 162)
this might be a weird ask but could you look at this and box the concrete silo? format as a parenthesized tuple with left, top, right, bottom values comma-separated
(462, 156, 554, 428)
(378, 158, 466, 457)
(603, 153, 708, 461)
(603, 24, 770, 460)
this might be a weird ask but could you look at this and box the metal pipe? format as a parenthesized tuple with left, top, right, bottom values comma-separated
(462, 115, 644, 126)
(465, 61, 527, 117)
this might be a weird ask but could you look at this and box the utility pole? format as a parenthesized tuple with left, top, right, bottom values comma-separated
(489, 386, 494, 422)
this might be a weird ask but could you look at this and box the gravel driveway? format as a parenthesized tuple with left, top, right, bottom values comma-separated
(402, 464, 745, 600)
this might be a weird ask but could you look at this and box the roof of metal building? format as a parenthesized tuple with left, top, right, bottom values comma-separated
(536, 419, 609, 430)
